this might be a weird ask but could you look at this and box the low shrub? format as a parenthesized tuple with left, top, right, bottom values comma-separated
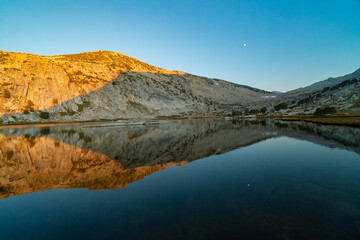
(39, 111, 50, 119)
(274, 102, 288, 111)
(231, 110, 242, 116)
(314, 107, 336, 116)
(249, 109, 259, 115)
(25, 100, 35, 111)
(40, 128, 50, 135)
(4, 89, 11, 98)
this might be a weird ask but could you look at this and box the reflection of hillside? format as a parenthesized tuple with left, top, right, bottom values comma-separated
(231, 120, 360, 154)
(0, 120, 274, 168)
(0, 135, 185, 200)
(2, 120, 359, 165)
(0, 120, 359, 200)
(268, 121, 360, 153)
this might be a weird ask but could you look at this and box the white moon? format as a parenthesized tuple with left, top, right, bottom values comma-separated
(243, 43, 246, 47)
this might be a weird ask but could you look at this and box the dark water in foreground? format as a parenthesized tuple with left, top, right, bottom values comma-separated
(0, 119, 359, 240)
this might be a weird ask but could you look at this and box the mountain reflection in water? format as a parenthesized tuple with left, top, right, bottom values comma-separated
(0, 119, 359, 200)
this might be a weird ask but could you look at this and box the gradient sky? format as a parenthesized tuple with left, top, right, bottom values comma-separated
(0, 0, 359, 91)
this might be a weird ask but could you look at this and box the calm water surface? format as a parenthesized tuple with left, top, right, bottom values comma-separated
(0, 119, 359, 239)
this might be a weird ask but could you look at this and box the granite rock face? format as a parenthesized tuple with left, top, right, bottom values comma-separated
(0, 50, 269, 123)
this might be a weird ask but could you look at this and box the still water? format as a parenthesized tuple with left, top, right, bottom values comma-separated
(0, 119, 359, 240)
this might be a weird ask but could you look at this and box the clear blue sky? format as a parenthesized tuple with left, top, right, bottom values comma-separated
(0, 0, 359, 91)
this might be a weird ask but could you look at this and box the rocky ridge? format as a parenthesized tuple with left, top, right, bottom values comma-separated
(274, 69, 360, 114)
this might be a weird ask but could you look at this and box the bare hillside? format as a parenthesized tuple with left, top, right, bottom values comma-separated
(0, 50, 269, 123)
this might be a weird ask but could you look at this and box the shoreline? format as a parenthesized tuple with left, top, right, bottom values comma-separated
(1, 114, 360, 128)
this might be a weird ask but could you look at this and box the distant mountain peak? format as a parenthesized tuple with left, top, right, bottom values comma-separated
(285, 67, 360, 95)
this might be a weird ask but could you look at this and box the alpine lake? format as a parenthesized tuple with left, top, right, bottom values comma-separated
(0, 119, 359, 240)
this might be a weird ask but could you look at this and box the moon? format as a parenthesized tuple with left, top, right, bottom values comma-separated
(243, 43, 246, 47)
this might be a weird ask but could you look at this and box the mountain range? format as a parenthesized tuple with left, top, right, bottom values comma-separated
(0, 50, 359, 124)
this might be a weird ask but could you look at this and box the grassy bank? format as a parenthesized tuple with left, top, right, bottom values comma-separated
(279, 114, 360, 126)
